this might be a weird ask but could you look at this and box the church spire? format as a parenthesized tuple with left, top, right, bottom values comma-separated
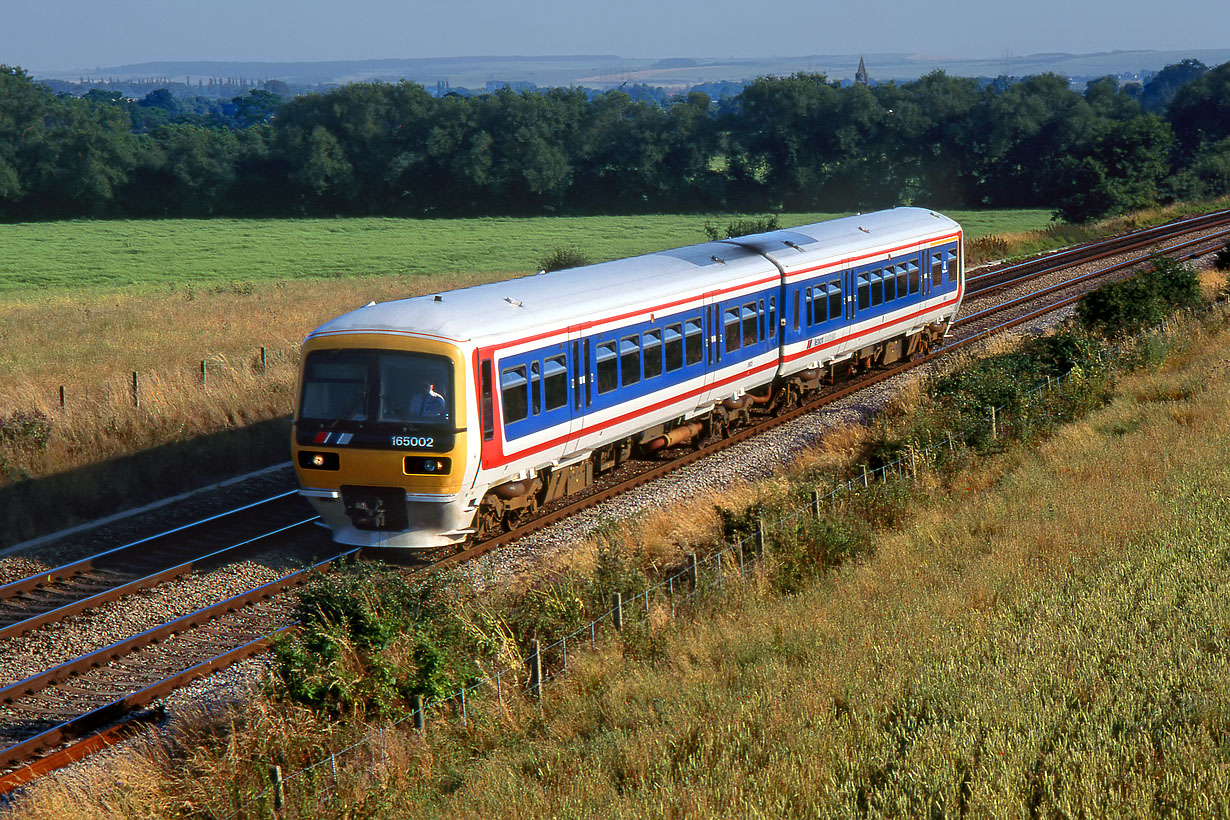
(855, 56, 870, 86)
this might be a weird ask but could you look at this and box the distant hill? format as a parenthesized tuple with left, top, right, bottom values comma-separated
(37, 48, 1230, 92)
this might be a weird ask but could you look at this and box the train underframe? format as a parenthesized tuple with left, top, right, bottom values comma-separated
(469, 322, 947, 541)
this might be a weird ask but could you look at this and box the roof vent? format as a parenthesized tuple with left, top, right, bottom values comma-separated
(783, 240, 802, 251)
(433, 295, 443, 302)
(858, 226, 870, 233)
(505, 297, 523, 308)
(711, 255, 725, 264)
(364, 301, 377, 307)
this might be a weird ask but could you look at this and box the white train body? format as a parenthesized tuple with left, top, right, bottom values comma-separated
(292, 207, 963, 547)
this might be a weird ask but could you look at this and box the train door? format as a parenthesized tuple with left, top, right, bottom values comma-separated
(561, 325, 586, 458)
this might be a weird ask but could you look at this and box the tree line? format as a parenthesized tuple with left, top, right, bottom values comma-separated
(1, 60, 1229, 224)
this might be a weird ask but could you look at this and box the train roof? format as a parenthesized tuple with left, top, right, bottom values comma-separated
(305, 207, 961, 347)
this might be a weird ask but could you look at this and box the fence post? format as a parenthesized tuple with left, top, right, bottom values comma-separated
(413, 693, 425, 732)
(613, 592, 623, 632)
(756, 519, 766, 556)
(688, 553, 698, 588)
(200, 359, 207, 387)
(260, 346, 267, 373)
(528, 639, 542, 700)
(716, 552, 723, 588)
(737, 540, 745, 576)
(460, 686, 467, 721)
(561, 635, 567, 674)
(131, 371, 139, 408)
(861, 464, 869, 487)
(989, 406, 998, 439)
(271, 765, 284, 812)
(59, 386, 65, 409)
(330, 754, 337, 786)
(811, 489, 821, 519)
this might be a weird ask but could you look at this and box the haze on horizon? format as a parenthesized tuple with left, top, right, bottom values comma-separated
(4, 0, 1229, 74)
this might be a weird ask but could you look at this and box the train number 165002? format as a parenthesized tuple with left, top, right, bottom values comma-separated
(391, 436, 434, 449)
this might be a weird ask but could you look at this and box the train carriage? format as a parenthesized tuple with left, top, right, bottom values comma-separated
(293, 207, 963, 548)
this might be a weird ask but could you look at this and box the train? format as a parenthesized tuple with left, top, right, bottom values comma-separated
(292, 207, 964, 548)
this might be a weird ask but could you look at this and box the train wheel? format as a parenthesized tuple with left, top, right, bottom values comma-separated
(475, 500, 503, 540)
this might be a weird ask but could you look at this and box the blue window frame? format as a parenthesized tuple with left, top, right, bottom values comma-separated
(543, 355, 567, 411)
(620, 335, 641, 386)
(501, 365, 528, 424)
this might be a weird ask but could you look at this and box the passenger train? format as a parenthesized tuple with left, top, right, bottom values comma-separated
(292, 207, 964, 548)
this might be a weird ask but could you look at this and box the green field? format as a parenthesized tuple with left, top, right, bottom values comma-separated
(0, 210, 1054, 296)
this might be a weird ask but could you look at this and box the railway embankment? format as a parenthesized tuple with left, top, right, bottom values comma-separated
(11, 261, 1230, 816)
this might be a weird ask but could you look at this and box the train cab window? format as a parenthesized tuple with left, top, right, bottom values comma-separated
(685, 318, 704, 365)
(643, 330, 663, 379)
(857, 273, 870, 311)
(769, 296, 776, 338)
(870, 270, 884, 307)
(724, 308, 742, 352)
(664, 323, 684, 372)
(895, 265, 908, 299)
(884, 267, 896, 302)
(501, 365, 528, 424)
(620, 335, 641, 386)
(909, 261, 921, 294)
(827, 281, 842, 320)
(529, 362, 542, 416)
(596, 342, 618, 393)
(480, 360, 494, 441)
(742, 302, 759, 346)
(543, 356, 568, 411)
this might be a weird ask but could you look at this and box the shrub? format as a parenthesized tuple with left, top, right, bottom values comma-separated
(1215, 239, 1230, 271)
(1077, 254, 1202, 337)
(538, 246, 589, 272)
(0, 410, 51, 450)
(703, 215, 780, 241)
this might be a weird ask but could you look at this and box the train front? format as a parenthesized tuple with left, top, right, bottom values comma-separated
(291, 316, 475, 548)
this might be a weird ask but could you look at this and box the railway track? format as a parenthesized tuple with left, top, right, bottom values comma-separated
(1, 208, 1226, 791)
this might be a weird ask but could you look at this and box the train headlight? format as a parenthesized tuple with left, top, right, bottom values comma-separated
(298, 451, 339, 470)
(312, 454, 326, 467)
(405, 456, 450, 475)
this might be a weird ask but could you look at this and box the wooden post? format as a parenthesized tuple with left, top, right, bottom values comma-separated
(529, 639, 542, 700)
(271, 765, 284, 811)
(59, 386, 65, 409)
(613, 592, 623, 632)
(460, 686, 467, 721)
(688, 553, 698, 588)
(861, 464, 869, 487)
(737, 541, 745, 575)
(811, 488, 822, 519)
(330, 753, 337, 785)
(131, 371, 139, 407)
(756, 519, 766, 556)
(561, 635, 567, 674)
(260, 346, 267, 373)
(413, 693, 425, 732)
(200, 359, 207, 386)
(990, 406, 998, 439)
(716, 552, 723, 588)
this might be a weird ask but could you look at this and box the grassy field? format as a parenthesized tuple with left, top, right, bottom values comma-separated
(0, 210, 1055, 297)
(16, 274, 1230, 818)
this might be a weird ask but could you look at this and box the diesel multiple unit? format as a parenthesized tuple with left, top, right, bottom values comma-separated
(293, 207, 964, 547)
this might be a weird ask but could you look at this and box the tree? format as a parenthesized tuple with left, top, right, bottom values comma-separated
(1140, 59, 1207, 114)
(1167, 61, 1230, 158)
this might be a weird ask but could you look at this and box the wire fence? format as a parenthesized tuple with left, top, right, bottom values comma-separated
(222, 299, 1230, 818)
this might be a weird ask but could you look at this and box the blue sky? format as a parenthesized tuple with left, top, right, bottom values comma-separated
(5, 0, 1229, 72)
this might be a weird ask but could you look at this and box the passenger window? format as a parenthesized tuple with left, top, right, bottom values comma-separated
(884, 268, 896, 301)
(909, 261, 920, 294)
(530, 362, 541, 416)
(724, 308, 741, 352)
(643, 330, 663, 379)
(931, 252, 944, 287)
(596, 342, 618, 394)
(827, 281, 841, 321)
(544, 355, 567, 411)
(480, 360, 494, 441)
(685, 318, 703, 365)
(896, 265, 908, 299)
(664, 323, 683, 372)
(742, 302, 758, 346)
(793, 290, 800, 332)
(769, 296, 776, 338)
(946, 249, 958, 282)
(805, 287, 815, 326)
(501, 365, 528, 423)
(857, 273, 870, 311)
(620, 335, 641, 386)
(870, 270, 883, 307)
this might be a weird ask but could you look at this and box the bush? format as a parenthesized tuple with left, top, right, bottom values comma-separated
(703, 215, 780, 241)
(1215, 239, 1230, 272)
(1077, 254, 1202, 337)
(539, 246, 589, 272)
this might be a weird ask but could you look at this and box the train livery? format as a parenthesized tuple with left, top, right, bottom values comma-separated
(292, 207, 964, 548)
